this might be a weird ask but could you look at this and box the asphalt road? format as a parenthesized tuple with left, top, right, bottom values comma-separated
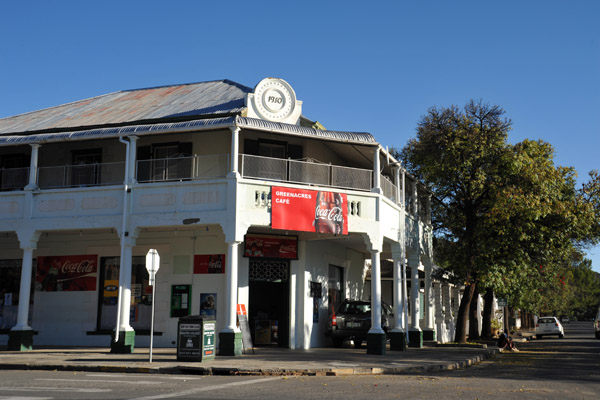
(0, 321, 598, 400)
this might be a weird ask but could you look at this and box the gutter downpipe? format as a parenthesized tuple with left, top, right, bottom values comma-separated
(115, 136, 131, 342)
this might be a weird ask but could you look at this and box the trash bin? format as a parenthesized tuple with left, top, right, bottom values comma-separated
(177, 315, 216, 362)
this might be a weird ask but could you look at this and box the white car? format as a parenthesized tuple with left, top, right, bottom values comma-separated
(536, 316, 564, 339)
(594, 309, 600, 339)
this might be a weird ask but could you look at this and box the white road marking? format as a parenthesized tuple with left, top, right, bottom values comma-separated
(0, 397, 53, 400)
(85, 373, 202, 380)
(36, 378, 161, 385)
(0, 386, 109, 393)
(130, 376, 285, 400)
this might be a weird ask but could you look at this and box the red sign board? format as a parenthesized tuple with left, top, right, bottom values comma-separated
(193, 254, 225, 274)
(36, 255, 98, 292)
(244, 234, 298, 259)
(271, 187, 348, 235)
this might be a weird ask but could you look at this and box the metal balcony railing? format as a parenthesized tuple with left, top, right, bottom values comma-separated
(381, 174, 399, 204)
(239, 154, 373, 192)
(0, 167, 29, 191)
(38, 162, 125, 189)
(136, 154, 229, 183)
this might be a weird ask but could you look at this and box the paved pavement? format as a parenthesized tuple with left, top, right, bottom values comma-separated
(0, 331, 535, 376)
(0, 343, 507, 377)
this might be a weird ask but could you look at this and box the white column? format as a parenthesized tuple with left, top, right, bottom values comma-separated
(229, 126, 240, 177)
(423, 259, 434, 331)
(127, 135, 138, 184)
(409, 256, 421, 331)
(394, 166, 401, 205)
(223, 241, 241, 332)
(368, 249, 384, 334)
(13, 231, 41, 330)
(392, 258, 403, 331)
(434, 282, 445, 342)
(372, 147, 381, 194)
(25, 144, 40, 190)
(443, 284, 453, 325)
(117, 236, 136, 332)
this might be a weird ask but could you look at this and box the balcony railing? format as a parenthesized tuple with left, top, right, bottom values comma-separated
(0, 154, 405, 206)
(38, 162, 125, 189)
(0, 167, 29, 191)
(240, 154, 372, 192)
(381, 174, 399, 204)
(136, 154, 229, 183)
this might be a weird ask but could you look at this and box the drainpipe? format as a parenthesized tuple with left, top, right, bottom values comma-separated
(115, 136, 131, 342)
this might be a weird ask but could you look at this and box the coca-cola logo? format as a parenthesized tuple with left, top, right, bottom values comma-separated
(279, 244, 297, 254)
(315, 206, 344, 222)
(60, 259, 96, 274)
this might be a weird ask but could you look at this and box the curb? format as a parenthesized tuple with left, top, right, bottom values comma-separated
(0, 350, 498, 376)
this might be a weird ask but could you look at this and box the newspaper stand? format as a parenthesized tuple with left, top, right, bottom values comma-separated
(176, 315, 216, 362)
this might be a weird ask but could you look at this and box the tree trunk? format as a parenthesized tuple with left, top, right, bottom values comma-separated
(454, 282, 477, 343)
(481, 288, 494, 338)
(468, 284, 480, 340)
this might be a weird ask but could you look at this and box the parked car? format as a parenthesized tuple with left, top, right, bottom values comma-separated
(328, 299, 394, 348)
(594, 309, 600, 339)
(536, 316, 564, 339)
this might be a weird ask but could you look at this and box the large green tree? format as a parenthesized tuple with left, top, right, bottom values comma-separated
(400, 100, 512, 343)
(400, 101, 599, 342)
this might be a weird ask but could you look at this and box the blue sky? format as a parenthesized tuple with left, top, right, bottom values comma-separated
(1, 1, 599, 270)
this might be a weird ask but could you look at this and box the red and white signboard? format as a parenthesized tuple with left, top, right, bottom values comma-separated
(271, 187, 348, 235)
(193, 254, 225, 274)
(36, 255, 98, 292)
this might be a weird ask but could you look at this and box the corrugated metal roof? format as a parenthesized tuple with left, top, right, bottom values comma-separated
(0, 79, 252, 135)
(0, 116, 377, 146)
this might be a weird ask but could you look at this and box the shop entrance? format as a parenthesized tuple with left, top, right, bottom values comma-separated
(248, 258, 290, 347)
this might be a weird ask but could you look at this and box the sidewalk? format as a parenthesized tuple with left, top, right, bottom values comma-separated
(0, 344, 498, 376)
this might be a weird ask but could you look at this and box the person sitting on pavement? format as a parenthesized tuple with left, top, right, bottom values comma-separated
(497, 331, 519, 352)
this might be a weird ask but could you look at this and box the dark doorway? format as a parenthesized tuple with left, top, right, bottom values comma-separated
(248, 259, 290, 347)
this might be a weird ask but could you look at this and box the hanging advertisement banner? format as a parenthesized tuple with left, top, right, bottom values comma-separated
(35, 255, 98, 292)
(193, 254, 225, 274)
(271, 187, 348, 235)
(243, 234, 298, 259)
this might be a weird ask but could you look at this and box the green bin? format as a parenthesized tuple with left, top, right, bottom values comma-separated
(177, 315, 216, 362)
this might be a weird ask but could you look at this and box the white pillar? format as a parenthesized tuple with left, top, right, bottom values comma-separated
(372, 147, 381, 194)
(409, 256, 421, 332)
(434, 282, 445, 342)
(392, 258, 403, 331)
(229, 126, 240, 177)
(13, 231, 41, 331)
(223, 241, 241, 333)
(117, 236, 136, 332)
(394, 166, 401, 205)
(423, 259, 434, 331)
(127, 135, 138, 184)
(369, 249, 384, 334)
(443, 284, 453, 328)
(25, 144, 40, 190)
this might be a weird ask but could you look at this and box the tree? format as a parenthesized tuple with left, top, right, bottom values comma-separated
(400, 100, 512, 343)
(400, 101, 599, 342)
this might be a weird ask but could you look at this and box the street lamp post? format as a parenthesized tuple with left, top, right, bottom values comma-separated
(145, 249, 160, 363)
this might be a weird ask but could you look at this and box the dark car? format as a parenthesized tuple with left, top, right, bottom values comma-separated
(328, 299, 394, 348)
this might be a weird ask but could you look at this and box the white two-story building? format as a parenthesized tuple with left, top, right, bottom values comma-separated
(0, 78, 444, 355)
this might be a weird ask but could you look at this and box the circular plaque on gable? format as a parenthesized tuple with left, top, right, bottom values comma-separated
(252, 78, 297, 122)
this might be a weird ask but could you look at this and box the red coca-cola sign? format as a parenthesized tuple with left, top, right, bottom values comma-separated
(36, 255, 98, 292)
(272, 187, 348, 235)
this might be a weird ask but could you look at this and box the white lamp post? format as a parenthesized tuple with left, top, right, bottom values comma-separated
(145, 249, 160, 362)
